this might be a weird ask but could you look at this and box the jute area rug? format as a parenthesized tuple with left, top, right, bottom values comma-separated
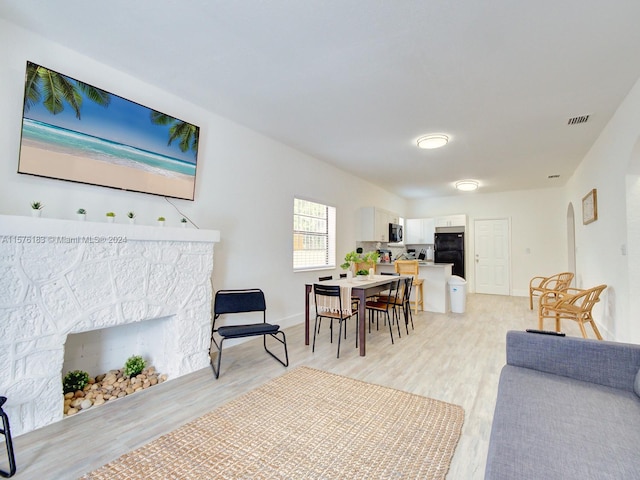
(81, 366, 465, 479)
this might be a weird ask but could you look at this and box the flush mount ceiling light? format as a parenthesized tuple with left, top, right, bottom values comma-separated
(455, 180, 479, 191)
(416, 134, 449, 149)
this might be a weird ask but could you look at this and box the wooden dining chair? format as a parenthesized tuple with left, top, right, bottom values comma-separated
(376, 276, 412, 335)
(366, 278, 401, 344)
(538, 284, 607, 339)
(529, 272, 574, 310)
(316, 275, 333, 333)
(316, 275, 358, 335)
(313, 284, 358, 358)
(394, 260, 424, 314)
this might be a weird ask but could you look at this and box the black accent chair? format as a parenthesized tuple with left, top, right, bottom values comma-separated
(210, 289, 289, 379)
(313, 283, 358, 358)
(0, 397, 16, 478)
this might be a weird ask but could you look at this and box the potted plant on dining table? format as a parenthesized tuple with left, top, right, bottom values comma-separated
(341, 250, 380, 279)
(355, 269, 370, 280)
(341, 251, 360, 279)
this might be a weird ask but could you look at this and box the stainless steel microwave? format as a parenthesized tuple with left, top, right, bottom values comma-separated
(389, 223, 403, 243)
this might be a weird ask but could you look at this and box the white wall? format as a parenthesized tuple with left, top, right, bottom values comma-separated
(563, 75, 640, 343)
(408, 188, 567, 296)
(0, 19, 407, 331)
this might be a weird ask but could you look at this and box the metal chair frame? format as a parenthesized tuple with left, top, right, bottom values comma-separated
(366, 278, 401, 344)
(210, 289, 289, 379)
(401, 276, 415, 332)
(0, 397, 16, 478)
(376, 276, 413, 335)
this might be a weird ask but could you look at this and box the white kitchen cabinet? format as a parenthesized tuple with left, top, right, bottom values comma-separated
(435, 214, 467, 228)
(405, 218, 435, 244)
(358, 207, 399, 242)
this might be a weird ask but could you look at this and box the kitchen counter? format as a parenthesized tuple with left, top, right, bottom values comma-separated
(376, 262, 453, 313)
(381, 261, 448, 267)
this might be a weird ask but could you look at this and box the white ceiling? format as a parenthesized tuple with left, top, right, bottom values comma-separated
(3, 0, 640, 198)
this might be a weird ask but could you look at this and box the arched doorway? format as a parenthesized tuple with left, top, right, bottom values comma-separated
(566, 203, 576, 287)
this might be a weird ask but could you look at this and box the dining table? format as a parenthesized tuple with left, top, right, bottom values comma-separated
(304, 275, 406, 356)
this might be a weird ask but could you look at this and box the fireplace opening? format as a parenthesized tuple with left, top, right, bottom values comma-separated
(63, 316, 172, 378)
(61, 317, 172, 416)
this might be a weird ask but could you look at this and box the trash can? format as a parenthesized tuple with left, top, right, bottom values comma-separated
(448, 275, 467, 313)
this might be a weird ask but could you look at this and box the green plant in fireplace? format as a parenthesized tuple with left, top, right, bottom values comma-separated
(63, 370, 90, 394)
(124, 355, 146, 377)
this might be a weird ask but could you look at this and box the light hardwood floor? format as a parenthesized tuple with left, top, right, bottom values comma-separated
(6, 294, 586, 479)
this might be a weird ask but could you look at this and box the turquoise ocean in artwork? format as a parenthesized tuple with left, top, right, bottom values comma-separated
(21, 118, 196, 178)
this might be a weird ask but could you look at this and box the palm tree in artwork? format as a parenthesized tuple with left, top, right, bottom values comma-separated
(150, 111, 199, 157)
(23, 61, 110, 119)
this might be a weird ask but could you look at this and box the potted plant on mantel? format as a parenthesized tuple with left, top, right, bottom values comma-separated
(76, 208, 86, 221)
(105, 212, 116, 223)
(157, 216, 166, 226)
(127, 211, 136, 224)
(31, 201, 44, 217)
(180, 217, 188, 228)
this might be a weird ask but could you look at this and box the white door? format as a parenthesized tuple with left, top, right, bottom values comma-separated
(474, 218, 510, 295)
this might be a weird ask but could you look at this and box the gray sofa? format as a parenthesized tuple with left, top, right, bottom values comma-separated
(485, 330, 640, 479)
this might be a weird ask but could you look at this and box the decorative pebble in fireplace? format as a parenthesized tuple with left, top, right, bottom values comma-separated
(64, 367, 167, 416)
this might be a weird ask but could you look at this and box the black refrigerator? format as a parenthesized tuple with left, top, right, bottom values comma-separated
(434, 232, 465, 278)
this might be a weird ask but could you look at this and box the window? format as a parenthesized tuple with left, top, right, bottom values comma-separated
(293, 198, 336, 271)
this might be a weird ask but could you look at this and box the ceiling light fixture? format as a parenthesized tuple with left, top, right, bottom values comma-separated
(455, 180, 479, 191)
(416, 134, 449, 149)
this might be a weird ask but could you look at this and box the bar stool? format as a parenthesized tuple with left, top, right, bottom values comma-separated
(0, 397, 16, 478)
(394, 260, 424, 314)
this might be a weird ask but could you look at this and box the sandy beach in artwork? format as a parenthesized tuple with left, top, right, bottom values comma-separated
(19, 143, 195, 200)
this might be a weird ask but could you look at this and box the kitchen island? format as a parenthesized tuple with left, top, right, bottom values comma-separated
(376, 261, 453, 313)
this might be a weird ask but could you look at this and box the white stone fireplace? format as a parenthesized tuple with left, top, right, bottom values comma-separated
(0, 215, 220, 436)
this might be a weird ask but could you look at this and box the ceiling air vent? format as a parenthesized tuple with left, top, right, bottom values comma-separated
(567, 114, 590, 125)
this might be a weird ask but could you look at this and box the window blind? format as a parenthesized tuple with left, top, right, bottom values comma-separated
(293, 198, 336, 271)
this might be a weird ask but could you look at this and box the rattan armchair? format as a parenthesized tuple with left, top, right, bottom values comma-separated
(529, 272, 574, 310)
(538, 284, 607, 339)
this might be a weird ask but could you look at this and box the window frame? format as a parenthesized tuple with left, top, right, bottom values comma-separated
(293, 197, 336, 272)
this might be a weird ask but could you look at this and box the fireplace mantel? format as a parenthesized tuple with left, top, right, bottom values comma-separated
(0, 214, 220, 435)
(0, 214, 220, 243)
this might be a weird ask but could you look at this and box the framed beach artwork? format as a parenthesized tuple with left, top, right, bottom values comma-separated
(18, 61, 199, 200)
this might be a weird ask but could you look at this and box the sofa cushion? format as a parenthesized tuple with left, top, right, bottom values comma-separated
(506, 331, 640, 393)
(635, 369, 640, 398)
(485, 365, 640, 479)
